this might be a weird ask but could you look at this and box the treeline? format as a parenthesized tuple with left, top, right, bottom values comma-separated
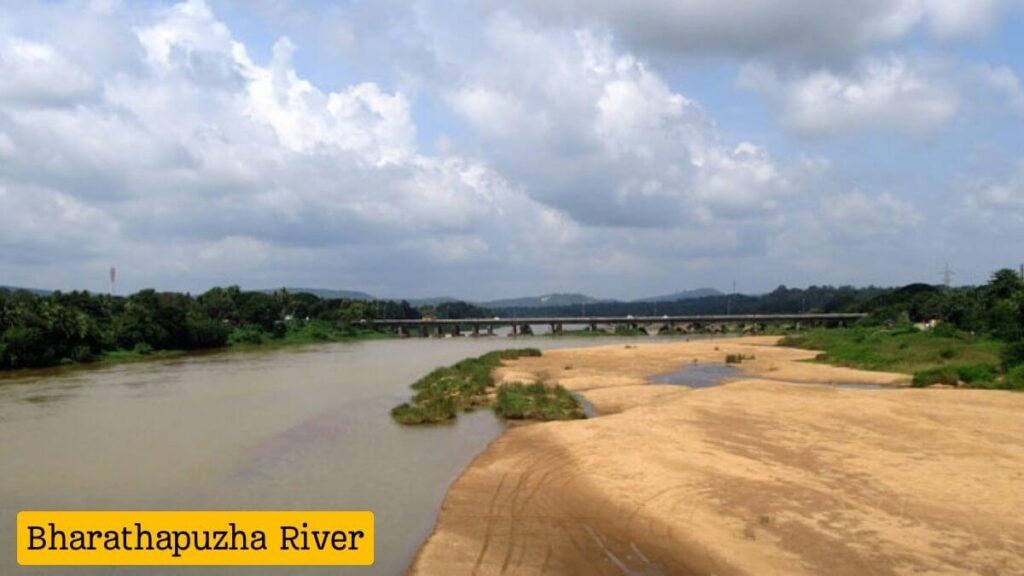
(487, 271, 1024, 344)
(490, 285, 890, 318)
(418, 301, 494, 319)
(0, 287, 420, 370)
(863, 269, 1024, 341)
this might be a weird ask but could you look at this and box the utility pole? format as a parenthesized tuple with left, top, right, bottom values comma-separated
(109, 266, 117, 296)
(727, 280, 735, 315)
(1019, 264, 1023, 281)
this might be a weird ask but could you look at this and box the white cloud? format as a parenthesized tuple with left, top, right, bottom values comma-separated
(964, 162, 1024, 220)
(820, 190, 922, 236)
(446, 23, 795, 228)
(446, 87, 534, 139)
(0, 0, 572, 293)
(0, 37, 97, 106)
(921, 0, 1004, 39)
(2, 0, 1021, 295)
(741, 55, 958, 137)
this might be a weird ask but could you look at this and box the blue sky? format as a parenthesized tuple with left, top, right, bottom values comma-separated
(0, 0, 1022, 299)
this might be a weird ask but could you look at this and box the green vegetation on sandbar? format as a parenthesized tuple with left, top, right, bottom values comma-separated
(779, 327, 1023, 389)
(391, 349, 584, 425)
(493, 382, 585, 420)
(780, 267, 1024, 390)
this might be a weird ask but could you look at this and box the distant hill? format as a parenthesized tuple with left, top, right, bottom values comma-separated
(405, 297, 461, 307)
(633, 288, 723, 303)
(0, 285, 52, 296)
(257, 287, 375, 300)
(481, 293, 609, 309)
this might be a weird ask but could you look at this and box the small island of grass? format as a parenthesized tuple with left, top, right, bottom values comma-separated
(391, 348, 584, 425)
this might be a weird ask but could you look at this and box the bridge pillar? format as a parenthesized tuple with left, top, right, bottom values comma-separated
(397, 325, 407, 337)
(472, 324, 480, 337)
(452, 324, 462, 337)
(520, 324, 534, 336)
(510, 324, 517, 337)
(433, 325, 444, 338)
(487, 324, 494, 335)
(589, 323, 598, 332)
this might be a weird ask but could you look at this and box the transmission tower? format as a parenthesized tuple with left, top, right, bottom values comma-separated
(940, 263, 955, 288)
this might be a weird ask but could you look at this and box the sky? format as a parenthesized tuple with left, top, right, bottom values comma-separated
(0, 0, 1022, 300)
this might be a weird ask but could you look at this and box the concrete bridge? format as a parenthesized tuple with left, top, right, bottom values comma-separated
(365, 313, 866, 337)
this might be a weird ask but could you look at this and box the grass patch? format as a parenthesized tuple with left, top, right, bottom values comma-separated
(911, 364, 1000, 387)
(99, 348, 186, 364)
(779, 327, 1023, 389)
(779, 327, 1001, 373)
(493, 382, 585, 421)
(391, 349, 549, 425)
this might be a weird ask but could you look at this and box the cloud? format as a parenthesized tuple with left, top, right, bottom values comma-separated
(964, 162, 1024, 221)
(921, 0, 1006, 39)
(979, 64, 1024, 116)
(0, 37, 98, 106)
(820, 190, 922, 237)
(1, 0, 1020, 296)
(0, 0, 573, 294)
(445, 22, 797, 228)
(739, 55, 958, 137)
(500, 0, 1020, 61)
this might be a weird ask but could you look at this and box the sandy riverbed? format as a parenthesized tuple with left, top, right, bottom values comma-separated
(409, 336, 1024, 575)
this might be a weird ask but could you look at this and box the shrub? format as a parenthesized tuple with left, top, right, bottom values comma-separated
(930, 322, 959, 338)
(955, 364, 998, 384)
(393, 349, 543, 425)
(390, 399, 457, 425)
(67, 345, 95, 363)
(1000, 340, 1024, 370)
(725, 354, 744, 364)
(132, 342, 154, 355)
(228, 325, 266, 345)
(938, 348, 957, 359)
(912, 367, 959, 387)
(912, 364, 999, 387)
(493, 382, 584, 421)
(1005, 366, 1024, 390)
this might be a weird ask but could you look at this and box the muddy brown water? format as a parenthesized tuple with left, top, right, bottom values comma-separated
(0, 335, 677, 575)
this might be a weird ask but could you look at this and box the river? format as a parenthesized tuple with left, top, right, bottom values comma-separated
(0, 335, 669, 575)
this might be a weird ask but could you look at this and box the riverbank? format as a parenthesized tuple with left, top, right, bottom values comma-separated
(0, 325, 698, 378)
(0, 328, 393, 379)
(410, 336, 1024, 575)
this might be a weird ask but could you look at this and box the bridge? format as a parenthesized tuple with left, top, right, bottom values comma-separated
(365, 313, 866, 337)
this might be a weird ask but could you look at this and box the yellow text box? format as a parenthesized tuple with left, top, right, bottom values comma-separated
(17, 511, 373, 565)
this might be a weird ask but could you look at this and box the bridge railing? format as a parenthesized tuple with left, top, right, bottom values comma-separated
(365, 313, 867, 327)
